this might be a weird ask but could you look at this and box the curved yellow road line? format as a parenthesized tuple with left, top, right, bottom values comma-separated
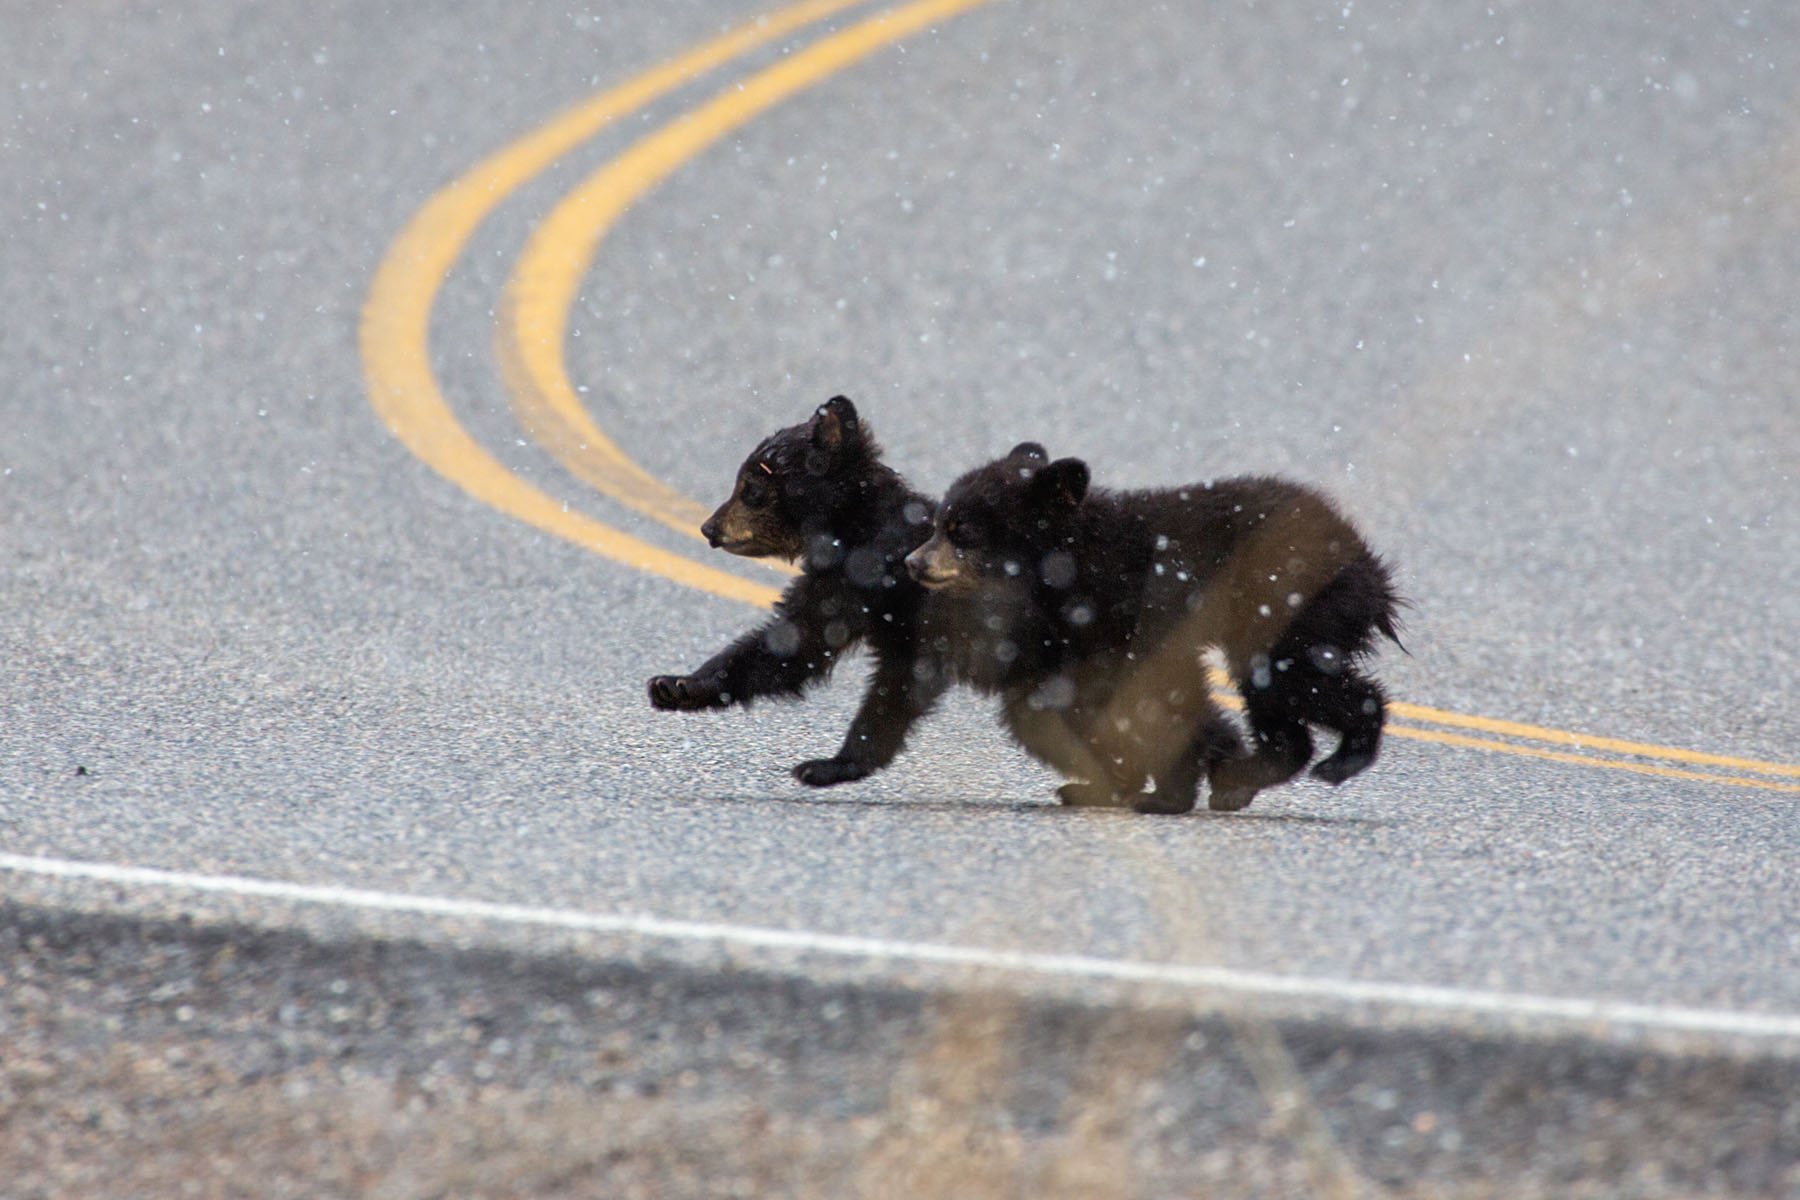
(364, 1, 1798, 793)
(361, 0, 880, 610)
(1214, 673, 1794, 787)
(498, 0, 999, 547)
(491, 6, 1798, 790)
(1385, 726, 1800, 793)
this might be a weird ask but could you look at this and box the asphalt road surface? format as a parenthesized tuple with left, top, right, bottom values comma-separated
(5, 0, 1798, 1194)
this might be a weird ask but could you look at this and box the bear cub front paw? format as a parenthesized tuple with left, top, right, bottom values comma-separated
(793, 757, 871, 787)
(647, 674, 730, 711)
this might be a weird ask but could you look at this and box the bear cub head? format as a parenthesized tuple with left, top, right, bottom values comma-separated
(701, 395, 887, 562)
(906, 442, 1089, 596)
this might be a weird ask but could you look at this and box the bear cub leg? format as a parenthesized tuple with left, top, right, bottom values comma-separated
(1208, 715, 1313, 812)
(1132, 710, 1246, 815)
(793, 651, 947, 787)
(1305, 671, 1388, 785)
(1053, 708, 1245, 815)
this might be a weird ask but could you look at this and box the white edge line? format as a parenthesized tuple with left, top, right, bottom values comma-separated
(5, 851, 1799, 1043)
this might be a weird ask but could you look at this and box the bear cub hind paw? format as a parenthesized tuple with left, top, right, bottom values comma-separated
(1132, 789, 1198, 815)
(1056, 781, 1129, 808)
(1207, 783, 1259, 812)
(1310, 749, 1376, 786)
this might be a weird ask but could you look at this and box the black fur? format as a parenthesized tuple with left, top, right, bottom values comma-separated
(907, 444, 1402, 813)
(646, 397, 943, 786)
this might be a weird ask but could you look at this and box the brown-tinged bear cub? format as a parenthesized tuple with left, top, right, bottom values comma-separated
(906, 443, 1402, 813)
(646, 396, 948, 786)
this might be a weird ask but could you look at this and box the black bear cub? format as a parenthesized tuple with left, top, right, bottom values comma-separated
(906, 444, 1401, 813)
(646, 396, 946, 786)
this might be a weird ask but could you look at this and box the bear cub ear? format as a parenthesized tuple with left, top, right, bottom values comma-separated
(811, 395, 861, 452)
(1007, 442, 1049, 465)
(1031, 457, 1090, 508)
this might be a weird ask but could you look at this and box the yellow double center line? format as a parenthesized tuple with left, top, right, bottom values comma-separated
(1381, 706, 1799, 792)
(360, 0, 895, 609)
(360, 1, 1799, 794)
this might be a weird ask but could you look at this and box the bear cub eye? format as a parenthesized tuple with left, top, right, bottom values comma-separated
(946, 517, 983, 549)
(741, 475, 771, 508)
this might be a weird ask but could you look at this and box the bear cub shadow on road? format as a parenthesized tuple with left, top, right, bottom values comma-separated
(668, 789, 1396, 830)
(647, 396, 1402, 816)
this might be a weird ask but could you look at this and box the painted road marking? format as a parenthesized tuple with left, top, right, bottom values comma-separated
(1212, 691, 1799, 792)
(1384, 725, 1800, 793)
(362, 4, 1798, 793)
(487, 12, 1800, 793)
(1388, 701, 1800, 780)
(4, 851, 1798, 1042)
(360, 0, 882, 611)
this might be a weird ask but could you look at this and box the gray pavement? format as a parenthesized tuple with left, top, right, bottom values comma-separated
(4, 0, 1799, 1192)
